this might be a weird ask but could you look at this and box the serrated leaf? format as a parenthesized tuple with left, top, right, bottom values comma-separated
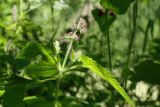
(100, 0, 135, 14)
(71, 50, 82, 62)
(24, 60, 58, 80)
(3, 85, 25, 107)
(18, 42, 56, 64)
(79, 55, 135, 107)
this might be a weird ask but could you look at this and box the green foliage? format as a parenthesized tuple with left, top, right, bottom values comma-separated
(18, 42, 56, 64)
(131, 60, 160, 85)
(92, 8, 116, 31)
(24, 60, 58, 80)
(79, 55, 135, 107)
(100, 0, 135, 14)
(0, 0, 160, 107)
(24, 96, 54, 107)
(3, 85, 25, 107)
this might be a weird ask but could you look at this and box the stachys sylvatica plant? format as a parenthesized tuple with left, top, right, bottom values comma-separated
(0, 0, 138, 107)
(2, 18, 134, 107)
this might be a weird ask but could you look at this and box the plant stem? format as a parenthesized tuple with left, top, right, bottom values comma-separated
(55, 71, 62, 107)
(106, 28, 112, 71)
(122, 1, 138, 106)
(55, 39, 73, 107)
(20, 0, 23, 18)
(105, 14, 114, 107)
(127, 0, 138, 66)
(62, 39, 73, 68)
(106, 30, 114, 107)
(142, 20, 152, 53)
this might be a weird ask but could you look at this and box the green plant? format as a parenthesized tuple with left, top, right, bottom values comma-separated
(1, 0, 160, 107)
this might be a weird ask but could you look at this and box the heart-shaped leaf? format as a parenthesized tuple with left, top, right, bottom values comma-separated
(100, 0, 135, 14)
(92, 8, 116, 32)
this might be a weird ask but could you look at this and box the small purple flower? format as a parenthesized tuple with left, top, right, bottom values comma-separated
(67, 31, 80, 41)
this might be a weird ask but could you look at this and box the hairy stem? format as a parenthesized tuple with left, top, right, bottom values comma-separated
(62, 39, 73, 68)
(55, 71, 62, 107)
(55, 39, 73, 107)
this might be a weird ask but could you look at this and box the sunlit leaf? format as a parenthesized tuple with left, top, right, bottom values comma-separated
(24, 96, 54, 107)
(0, 87, 5, 97)
(79, 55, 135, 107)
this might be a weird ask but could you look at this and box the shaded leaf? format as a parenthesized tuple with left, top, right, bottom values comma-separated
(18, 42, 56, 64)
(24, 96, 54, 107)
(3, 85, 25, 107)
(100, 0, 135, 14)
(60, 96, 97, 107)
(149, 38, 160, 60)
(92, 8, 116, 32)
(14, 58, 30, 69)
(131, 60, 160, 85)
(5, 75, 32, 85)
(24, 60, 58, 80)
(79, 55, 135, 107)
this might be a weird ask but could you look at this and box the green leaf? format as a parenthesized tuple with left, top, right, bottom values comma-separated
(0, 87, 5, 97)
(100, 0, 135, 14)
(60, 96, 94, 107)
(3, 85, 25, 107)
(131, 60, 160, 85)
(24, 60, 58, 80)
(5, 75, 32, 85)
(92, 8, 116, 32)
(24, 96, 54, 107)
(79, 55, 135, 107)
(18, 42, 56, 64)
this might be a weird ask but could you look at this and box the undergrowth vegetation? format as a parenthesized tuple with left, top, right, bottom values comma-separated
(0, 0, 160, 107)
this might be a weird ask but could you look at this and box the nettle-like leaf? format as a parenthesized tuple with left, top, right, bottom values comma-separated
(16, 42, 58, 80)
(24, 60, 58, 80)
(18, 42, 56, 64)
(78, 55, 135, 107)
(100, 0, 135, 14)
